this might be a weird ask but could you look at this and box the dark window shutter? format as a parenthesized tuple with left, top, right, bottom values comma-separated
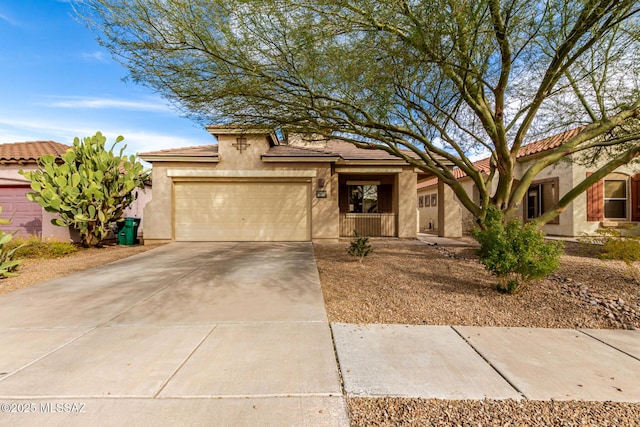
(632, 174, 640, 221)
(378, 184, 393, 213)
(339, 184, 349, 213)
(586, 172, 604, 221)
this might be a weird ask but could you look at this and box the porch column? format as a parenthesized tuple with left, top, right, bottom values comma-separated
(397, 170, 418, 238)
(438, 180, 462, 238)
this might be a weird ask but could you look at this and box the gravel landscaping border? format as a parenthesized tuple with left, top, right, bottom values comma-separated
(348, 398, 640, 426)
(314, 240, 639, 329)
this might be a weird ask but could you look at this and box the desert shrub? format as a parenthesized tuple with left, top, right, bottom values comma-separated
(581, 226, 640, 283)
(0, 207, 24, 278)
(472, 206, 564, 294)
(597, 227, 640, 265)
(347, 231, 373, 263)
(8, 235, 78, 259)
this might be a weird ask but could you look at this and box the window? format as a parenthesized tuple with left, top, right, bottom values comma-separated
(604, 179, 627, 219)
(348, 185, 378, 213)
(431, 194, 437, 207)
(418, 196, 424, 207)
(525, 178, 559, 224)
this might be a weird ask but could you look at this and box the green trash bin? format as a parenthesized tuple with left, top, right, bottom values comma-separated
(118, 218, 141, 245)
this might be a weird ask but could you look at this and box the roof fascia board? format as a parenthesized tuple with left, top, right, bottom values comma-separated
(139, 155, 220, 163)
(261, 156, 340, 163)
(334, 167, 404, 174)
(167, 169, 317, 178)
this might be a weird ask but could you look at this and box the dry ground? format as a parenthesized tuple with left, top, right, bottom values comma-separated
(0, 244, 158, 296)
(315, 240, 639, 329)
(316, 240, 640, 426)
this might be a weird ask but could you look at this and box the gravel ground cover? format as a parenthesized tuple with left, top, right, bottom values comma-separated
(348, 398, 640, 426)
(315, 240, 639, 329)
(315, 240, 640, 426)
(0, 243, 158, 296)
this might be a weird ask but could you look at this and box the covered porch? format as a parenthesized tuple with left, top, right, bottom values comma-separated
(338, 173, 398, 237)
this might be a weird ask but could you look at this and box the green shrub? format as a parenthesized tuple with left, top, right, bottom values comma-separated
(598, 227, 640, 265)
(472, 206, 564, 294)
(582, 226, 640, 283)
(8, 235, 78, 259)
(0, 207, 24, 278)
(347, 231, 373, 263)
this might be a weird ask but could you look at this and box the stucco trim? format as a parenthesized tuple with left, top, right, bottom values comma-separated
(339, 160, 409, 166)
(140, 156, 220, 163)
(261, 156, 340, 163)
(167, 169, 317, 178)
(334, 167, 403, 174)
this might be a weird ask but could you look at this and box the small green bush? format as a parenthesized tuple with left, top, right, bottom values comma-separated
(8, 235, 78, 259)
(347, 231, 373, 263)
(598, 227, 640, 265)
(0, 206, 24, 277)
(582, 226, 640, 283)
(472, 206, 564, 294)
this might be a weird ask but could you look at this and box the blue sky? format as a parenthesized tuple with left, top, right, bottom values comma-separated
(0, 0, 215, 156)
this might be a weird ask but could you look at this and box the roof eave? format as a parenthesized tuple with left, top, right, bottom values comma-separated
(261, 156, 340, 163)
(139, 155, 221, 163)
(338, 159, 411, 166)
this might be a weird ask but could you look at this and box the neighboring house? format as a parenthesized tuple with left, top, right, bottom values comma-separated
(0, 140, 151, 241)
(417, 128, 640, 237)
(0, 141, 72, 239)
(139, 126, 452, 243)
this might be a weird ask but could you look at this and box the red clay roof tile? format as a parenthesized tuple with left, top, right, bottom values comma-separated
(0, 141, 71, 164)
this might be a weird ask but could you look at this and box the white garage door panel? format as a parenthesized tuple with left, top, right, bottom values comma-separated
(174, 182, 310, 241)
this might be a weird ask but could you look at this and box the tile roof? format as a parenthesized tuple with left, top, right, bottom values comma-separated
(516, 126, 584, 158)
(417, 157, 492, 189)
(264, 139, 421, 161)
(0, 141, 71, 164)
(140, 144, 219, 157)
(416, 127, 585, 189)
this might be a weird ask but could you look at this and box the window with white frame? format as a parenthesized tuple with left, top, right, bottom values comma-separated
(604, 179, 628, 219)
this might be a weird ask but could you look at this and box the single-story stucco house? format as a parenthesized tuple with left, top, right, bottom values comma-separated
(417, 128, 640, 237)
(139, 126, 459, 243)
(0, 140, 151, 241)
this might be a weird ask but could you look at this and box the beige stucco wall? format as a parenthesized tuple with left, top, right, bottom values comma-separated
(397, 169, 418, 238)
(143, 133, 340, 243)
(143, 133, 421, 243)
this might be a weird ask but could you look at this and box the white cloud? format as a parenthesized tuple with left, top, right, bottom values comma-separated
(44, 96, 173, 113)
(81, 51, 109, 63)
(0, 116, 211, 157)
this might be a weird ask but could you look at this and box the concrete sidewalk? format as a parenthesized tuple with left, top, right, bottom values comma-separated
(332, 323, 640, 402)
(0, 243, 348, 426)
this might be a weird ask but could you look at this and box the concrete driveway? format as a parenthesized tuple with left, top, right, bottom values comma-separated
(0, 242, 348, 426)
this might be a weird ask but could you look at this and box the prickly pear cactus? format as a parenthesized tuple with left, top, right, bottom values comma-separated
(20, 132, 147, 247)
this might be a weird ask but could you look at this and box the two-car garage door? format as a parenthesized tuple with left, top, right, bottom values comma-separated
(174, 181, 310, 241)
